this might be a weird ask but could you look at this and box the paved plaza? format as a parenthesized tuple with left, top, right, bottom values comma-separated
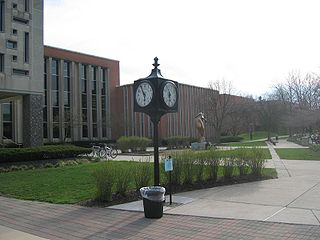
(1, 139, 320, 239)
(1, 196, 320, 240)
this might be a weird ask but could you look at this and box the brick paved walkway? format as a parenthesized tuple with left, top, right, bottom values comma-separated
(1, 196, 320, 239)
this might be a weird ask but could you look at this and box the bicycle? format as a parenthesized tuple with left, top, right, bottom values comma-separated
(86, 144, 102, 158)
(99, 144, 118, 159)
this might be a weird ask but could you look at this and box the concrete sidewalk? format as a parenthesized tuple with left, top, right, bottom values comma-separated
(111, 140, 320, 226)
(273, 139, 309, 148)
(110, 163, 320, 226)
(1, 139, 320, 239)
(0, 225, 47, 240)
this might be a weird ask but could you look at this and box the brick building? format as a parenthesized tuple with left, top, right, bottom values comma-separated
(0, 0, 247, 146)
(43, 46, 119, 142)
(114, 83, 218, 141)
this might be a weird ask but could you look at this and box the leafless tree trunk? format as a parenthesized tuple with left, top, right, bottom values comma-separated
(205, 80, 235, 143)
(272, 71, 320, 135)
(257, 94, 287, 140)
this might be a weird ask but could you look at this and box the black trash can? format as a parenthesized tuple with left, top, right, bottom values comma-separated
(140, 186, 166, 219)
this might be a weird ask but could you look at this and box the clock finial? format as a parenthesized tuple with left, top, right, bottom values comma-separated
(146, 57, 163, 78)
(153, 57, 160, 69)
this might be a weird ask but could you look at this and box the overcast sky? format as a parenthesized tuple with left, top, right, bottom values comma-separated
(44, 0, 320, 97)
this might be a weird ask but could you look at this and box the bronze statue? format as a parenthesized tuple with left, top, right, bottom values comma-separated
(195, 112, 207, 142)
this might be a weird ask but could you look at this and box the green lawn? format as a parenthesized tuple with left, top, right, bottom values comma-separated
(0, 161, 140, 204)
(239, 131, 276, 141)
(0, 155, 275, 204)
(276, 148, 320, 160)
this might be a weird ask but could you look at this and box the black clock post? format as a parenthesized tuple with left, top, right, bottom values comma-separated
(133, 57, 178, 186)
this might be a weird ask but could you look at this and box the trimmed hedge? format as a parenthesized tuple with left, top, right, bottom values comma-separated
(220, 136, 244, 143)
(117, 136, 151, 153)
(163, 136, 197, 149)
(0, 145, 91, 163)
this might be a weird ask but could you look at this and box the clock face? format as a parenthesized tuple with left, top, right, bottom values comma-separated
(135, 82, 153, 107)
(163, 82, 177, 108)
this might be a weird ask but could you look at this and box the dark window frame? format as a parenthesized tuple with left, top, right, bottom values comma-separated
(0, 1, 5, 32)
(13, 16, 29, 24)
(24, 0, 29, 12)
(24, 32, 29, 63)
(0, 53, 4, 72)
(7, 40, 17, 50)
(12, 69, 29, 76)
(2, 102, 13, 140)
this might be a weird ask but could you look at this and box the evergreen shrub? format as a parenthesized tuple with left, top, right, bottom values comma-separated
(220, 136, 244, 143)
(117, 136, 151, 153)
(164, 136, 197, 149)
(0, 145, 91, 163)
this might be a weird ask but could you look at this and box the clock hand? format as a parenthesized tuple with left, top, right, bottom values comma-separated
(140, 86, 145, 97)
(168, 91, 171, 105)
(140, 86, 146, 102)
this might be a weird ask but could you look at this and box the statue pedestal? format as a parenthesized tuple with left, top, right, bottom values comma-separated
(191, 142, 207, 150)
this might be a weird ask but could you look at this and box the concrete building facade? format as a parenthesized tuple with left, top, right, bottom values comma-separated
(0, 0, 43, 146)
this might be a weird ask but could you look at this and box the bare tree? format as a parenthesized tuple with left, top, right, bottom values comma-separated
(225, 96, 256, 137)
(273, 71, 320, 135)
(257, 94, 287, 140)
(205, 79, 235, 143)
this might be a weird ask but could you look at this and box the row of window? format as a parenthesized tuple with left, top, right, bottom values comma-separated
(44, 58, 109, 140)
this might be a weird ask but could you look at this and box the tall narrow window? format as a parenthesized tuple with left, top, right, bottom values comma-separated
(63, 61, 71, 139)
(43, 58, 48, 139)
(51, 59, 60, 139)
(2, 102, 13, 140)
(0, 1, 4, 32)
(81, 64, 88, 138)
(24, 32, 29, 63)
(92, 66, 97, 138)
(24, 0, 29, 12)
(101, 68, 108, 138)
(0, 54, 4, 73)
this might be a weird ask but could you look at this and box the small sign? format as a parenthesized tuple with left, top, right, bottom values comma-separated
(165, 158, 173, 172)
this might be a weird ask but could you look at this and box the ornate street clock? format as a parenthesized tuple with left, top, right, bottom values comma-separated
(133, 57, 179, 186)
(134, 57, 179, 115)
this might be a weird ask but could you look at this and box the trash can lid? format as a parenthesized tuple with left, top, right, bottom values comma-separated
(140, 186, 166, 198)
(140, 186, 165, 192)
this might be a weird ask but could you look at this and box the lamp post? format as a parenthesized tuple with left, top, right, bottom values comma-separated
(133, 57, 178, 185)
